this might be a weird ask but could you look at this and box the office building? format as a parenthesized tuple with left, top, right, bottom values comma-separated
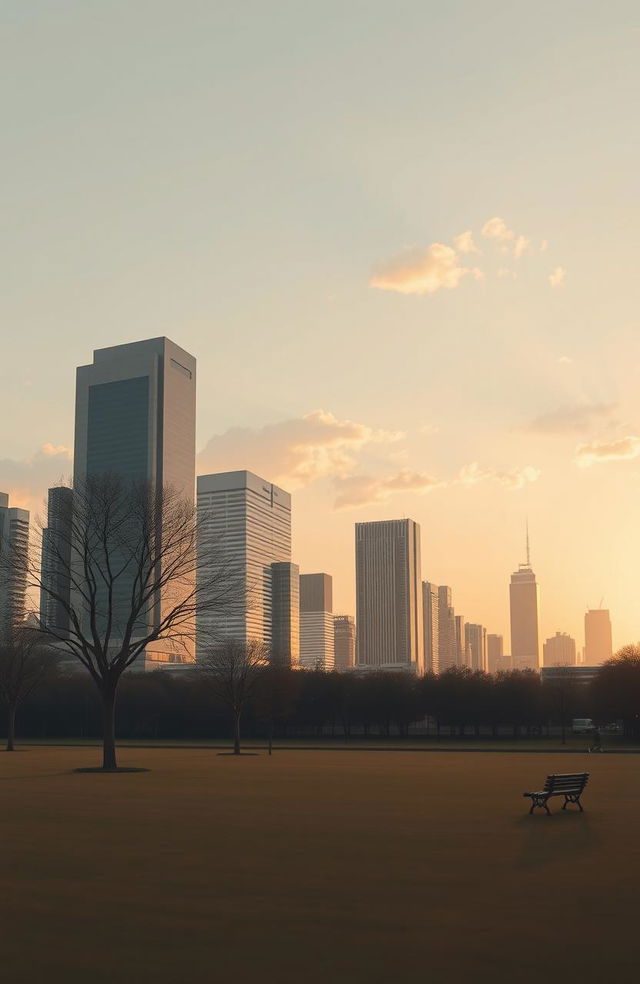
(0, 493, 29, 641)
(437, 586, 457, 672)
(543, 631, 577, 667)
(74, 337, 197, 668)
(334, 615, 356, 671)
(197, 471, 293, 655)
(509, 534, 539, 671)
(465, 623, 487, 672)
(455, 614, 467, 667)
(271, 562, 300, 668)
(300, 573, 335, 671)
(40, 486, 73, 637)
(422, 581, 439, 673)
(487, 634, 507, 674)
(355, 519, 424, 673)
(584, 609, 613, 665)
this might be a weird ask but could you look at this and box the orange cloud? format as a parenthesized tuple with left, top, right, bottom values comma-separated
(457, 462, 541, 490)
(481, 217, 515, 242)
(453, 230, 480, 254)
(333, 470, 443, 509)
(370, 243, 471, 296)
(575, 436, 640, 467)
(549, 266, 566, 288)
(0, 445, 72, 513)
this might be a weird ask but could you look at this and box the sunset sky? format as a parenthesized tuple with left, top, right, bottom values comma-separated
(3, 1, 640, 651)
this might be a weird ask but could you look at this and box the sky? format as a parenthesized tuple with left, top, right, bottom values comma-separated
(2, 0, 640, 652)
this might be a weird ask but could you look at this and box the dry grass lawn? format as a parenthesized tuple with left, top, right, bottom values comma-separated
(1, 746, 638, 983)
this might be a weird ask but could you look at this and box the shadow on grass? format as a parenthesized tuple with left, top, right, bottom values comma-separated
(514, 807, 602, 869)
(73, 767, 150, 774)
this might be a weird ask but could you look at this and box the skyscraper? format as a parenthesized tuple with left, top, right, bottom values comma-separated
(543, 631, 577, 666)
(584, 609, 613, 664)
(422, 581, 439, 673)
(487, 634, 506, 674)
(74, 337, 197, 668)
(271, 562, 300, 668)
(355, 519, 424, 673)
(334, 615, 356, 671)
(509, 531, 539, 671)
(465, 623, 487, 672)
(455, 614, 467, 667)
(197, 471, 293, 652)
(437, 586, 457, 672)
(40, 486, 73, 637)
(0, 493, 29, 641)
(300, 573, 335, 671)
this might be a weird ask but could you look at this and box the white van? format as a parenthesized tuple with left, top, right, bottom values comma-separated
(572, 717, 595, 734)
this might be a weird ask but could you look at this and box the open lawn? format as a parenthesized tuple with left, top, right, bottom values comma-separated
(1, 746, 638, 983)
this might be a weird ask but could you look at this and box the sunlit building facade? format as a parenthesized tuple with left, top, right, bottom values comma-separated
(509, 562, 539, 671)
(422, 581, 439, 673)
(465, 623, 487, 672)
(300, 573, 335, 671)
(0, 493, 29, 641)
(437, 585, 457, 672)
(543, 631, 577, 667)
(334, 615, 356, 671)
(584, 609, 612, 665)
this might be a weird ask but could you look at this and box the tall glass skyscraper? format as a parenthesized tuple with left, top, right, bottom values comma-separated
(0, 493, 29, 641)
(355, 519, 424, 673)
(74, 337, 197, 666)
(196, 471, 295, 659)
(509, 563, 539, 671)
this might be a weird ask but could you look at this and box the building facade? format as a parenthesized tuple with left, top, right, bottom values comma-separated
(584, 609, 613, 665)
(422, 581, 439, 673)
(300, 573, 335, 671)
(355, 519, 424, 673)
(0, 493, 29, 641)
(509, 562, 539, 671)
(74, 337, 197, 668)
(437, 585, 457, 673)
(271, 562, 300, 667)
(487, 633, 507, 674)
(543, 631, 577, 667)
(197, 471, 293, 655)
(334, 615, 356, 671)
(455, 614, 467, 668)
(465, 623, 487, 672)
(40, 486, 73, 638)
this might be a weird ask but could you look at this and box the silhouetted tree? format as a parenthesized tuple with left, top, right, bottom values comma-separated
(591, 644, 640, 738)
(253, 664, 300, 752)
(0, 629, 58, 750)
(198, 639, 269, 754)
(5, 476, 243, 770)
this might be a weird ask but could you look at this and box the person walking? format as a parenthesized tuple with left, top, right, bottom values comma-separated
(588, 726, 603, 753)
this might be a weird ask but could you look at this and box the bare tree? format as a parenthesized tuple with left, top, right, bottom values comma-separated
(198, 639, 269, 754)
(3, 475, 244, 770)
(0, 630, 58, 751)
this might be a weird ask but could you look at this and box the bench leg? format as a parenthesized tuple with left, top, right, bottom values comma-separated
(563, 794, 584, 812)
(529, 796, 551, 815)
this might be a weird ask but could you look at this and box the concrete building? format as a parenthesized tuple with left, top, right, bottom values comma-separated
(0, 493, 29, 641)
(300, 573, 334, 671)
(74, 337, 197, 668)
(355, 519, 424, 673)
(271, 562, 300, 668)
(465, 623, 487, 672)
(422, 581, 439, 673)
(509, 543, 539, 671)
(487, 634, 508, 674)
(40, 487, 73, 638)
(437, 586, 457, 672)
(455, 614, 467, 667)
(543, 631, 577, 667)
(334, 615, 356, 671)
(197, 471, 293, 656)
(584, 609, 613, 665)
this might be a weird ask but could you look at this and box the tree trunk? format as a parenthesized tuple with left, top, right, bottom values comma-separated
(233, 711, 241, 755)
(101, 687, 118, 770)
(6, 704, 16, 752)
(268, 719, 273, 756)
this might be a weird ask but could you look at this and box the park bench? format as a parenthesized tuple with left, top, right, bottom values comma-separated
(523, 773, 589, 815)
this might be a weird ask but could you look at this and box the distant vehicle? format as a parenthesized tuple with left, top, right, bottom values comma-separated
(604, 721, 622, 733)
(572, 718, 595, 734)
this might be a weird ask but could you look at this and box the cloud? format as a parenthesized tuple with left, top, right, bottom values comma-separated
(333, 470, 443, 509)
(457, 462, 541, 490)
(575, 436, 640, 467)
(370, 243, 473, 296)
(197, 410, 401, 488)
(557, 355, 573, 365)
(528, 403, 617, 435)
(513, 235, 530, 259)
(481, 217, 515, 242)
(549, 266, 566, 288)
(0, 445, 73, 513)
(453, 230, 479, 254)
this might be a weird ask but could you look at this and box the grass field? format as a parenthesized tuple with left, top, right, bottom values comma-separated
(2, 746, 638, 983)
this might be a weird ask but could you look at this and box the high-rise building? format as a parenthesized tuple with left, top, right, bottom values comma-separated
(422, 581, 439, 673)
(271, 562, 300, 668)
(509, 532, 539, 671)
(487, 634, 507, 674)
(197, 471, 292, 654)
(465, 623, 487, 672)
(584, 609, 613, 664)
(334, 615, 356, 671)
(437, 586, 456, 672)
(0, 493, 29, 641)
(40, 487, 73, 637)
(543, 631, 577, 667)
(74, 337, 197, 668)
(300, 573, 335, 671)
(355, 519, 424, 673)
(455, 614, 467, 667)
